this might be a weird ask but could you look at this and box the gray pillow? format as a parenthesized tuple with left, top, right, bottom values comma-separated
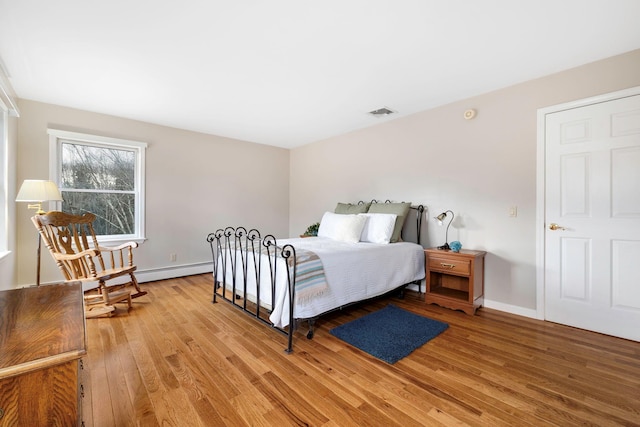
(334, 202, 370, 214)
(367, 202, 411, 243)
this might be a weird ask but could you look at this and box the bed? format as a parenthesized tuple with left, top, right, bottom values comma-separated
(207, 201, 426, 353)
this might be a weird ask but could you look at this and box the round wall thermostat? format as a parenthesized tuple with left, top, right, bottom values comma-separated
(463, 109, 476, 120)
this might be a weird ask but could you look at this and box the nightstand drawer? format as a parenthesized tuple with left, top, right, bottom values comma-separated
(428, 257, 470, 275)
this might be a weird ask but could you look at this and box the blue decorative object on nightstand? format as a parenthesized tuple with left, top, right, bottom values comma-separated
(450, 241, 462, 253)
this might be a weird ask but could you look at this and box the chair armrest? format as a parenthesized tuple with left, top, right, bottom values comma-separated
(97, 241, 138, 252)
(97, 242, 137, 269)
(53, 248, 99, 261)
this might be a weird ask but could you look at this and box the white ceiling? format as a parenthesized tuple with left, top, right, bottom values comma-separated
(1, 1, 640, 148)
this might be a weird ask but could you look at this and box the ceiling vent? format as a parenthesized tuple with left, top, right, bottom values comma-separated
(368, 107, 395, 117)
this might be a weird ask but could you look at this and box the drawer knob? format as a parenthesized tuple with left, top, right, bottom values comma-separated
(440, 263, 455, 269)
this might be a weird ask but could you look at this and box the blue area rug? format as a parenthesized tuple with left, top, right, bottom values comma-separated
(329, 304, 448, 364)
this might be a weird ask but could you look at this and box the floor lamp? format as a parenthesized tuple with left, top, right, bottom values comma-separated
(16, 180, 63, 286)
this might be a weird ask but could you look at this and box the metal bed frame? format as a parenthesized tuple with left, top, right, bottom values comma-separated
(206, 202, 425, 353)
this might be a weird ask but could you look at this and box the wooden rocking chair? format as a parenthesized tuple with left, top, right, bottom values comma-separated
(32, 211, 147, 318)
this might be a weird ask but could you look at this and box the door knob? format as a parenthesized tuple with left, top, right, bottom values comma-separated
(548, 223, 566, 231)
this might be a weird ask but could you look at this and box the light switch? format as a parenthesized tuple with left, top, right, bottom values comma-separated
(509, 206, 517, 217)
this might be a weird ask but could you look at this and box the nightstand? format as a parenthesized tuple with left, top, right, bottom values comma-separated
(425, 248, 486, 315)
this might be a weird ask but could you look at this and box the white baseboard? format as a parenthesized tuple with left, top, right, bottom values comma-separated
(405, 282, 421, 293)
(136, 262, 212, 284)
(406, 284, 539, 320)
(34, 262, 213, 290)
(483, 298, 539, 319)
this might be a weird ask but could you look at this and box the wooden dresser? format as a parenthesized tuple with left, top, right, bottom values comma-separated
(0, 282, 87, 426)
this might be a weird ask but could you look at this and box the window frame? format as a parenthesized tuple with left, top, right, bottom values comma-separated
(0, 63, 19, 262)
(48, 129, 147, 244)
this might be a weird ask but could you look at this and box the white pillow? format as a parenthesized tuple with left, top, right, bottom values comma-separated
(358, 213, 398, 244)
(317, 212, 368, 243)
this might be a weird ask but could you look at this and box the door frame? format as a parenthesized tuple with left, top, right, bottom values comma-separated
(535, 85, 640, 320)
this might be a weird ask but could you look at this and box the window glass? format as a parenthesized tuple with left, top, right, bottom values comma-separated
(61, 143, 135, 191)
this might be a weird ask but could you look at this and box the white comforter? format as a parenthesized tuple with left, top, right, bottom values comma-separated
(217, 236, 425, 328)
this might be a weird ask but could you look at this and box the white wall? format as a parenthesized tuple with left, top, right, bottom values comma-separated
(289, 48, 640, 314)
(14, 100, 290, 287)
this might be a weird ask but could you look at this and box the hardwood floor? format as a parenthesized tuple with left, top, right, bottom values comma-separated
(83, 274, 640, 426)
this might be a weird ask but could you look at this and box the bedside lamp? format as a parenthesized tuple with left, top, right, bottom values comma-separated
(16, 180, 63, 286)
(435, 210, 454, 250)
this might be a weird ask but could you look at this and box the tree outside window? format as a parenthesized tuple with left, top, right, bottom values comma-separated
(61, 143, 136, 235)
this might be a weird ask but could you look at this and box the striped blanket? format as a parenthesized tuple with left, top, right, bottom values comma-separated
(291, 247, 328, 303)
(222, 240, 328, 304)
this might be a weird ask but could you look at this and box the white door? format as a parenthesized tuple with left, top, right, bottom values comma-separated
(544, 93, 640, 341)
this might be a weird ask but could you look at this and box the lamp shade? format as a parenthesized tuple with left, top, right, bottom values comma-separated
(16, 180, 63, 202)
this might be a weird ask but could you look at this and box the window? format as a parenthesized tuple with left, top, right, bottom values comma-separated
(49, 129, 147, 242)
